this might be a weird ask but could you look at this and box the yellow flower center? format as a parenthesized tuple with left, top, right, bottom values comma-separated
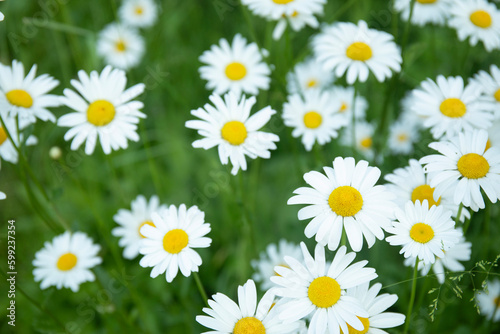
(115, 40, 127, 52)
(410, 223, 435, 244)
(87, 100, 116, 126)
(416, 0, 437, 4)
(163, 229, 189, 254)
(233, 317, 266, 334)
(340, 102, 348, 112)
(328, 186, 363, 217)
(470, 10, 492, 29)
(439, 98, 466, 118)
(308, 276, 341, 308)
(494, 89, 500, 102)
(306, 79, 318, 88)
(221, 120, 247, 145)
(411, 184, 441, 207)
(303, 111, 322, 129)
(272, 0, 293, 4)
(134, 6, 144, 15)
(138, 220, 155, 238)
(56, 252, 78, 271)
(6, 89, 33, 108)
(360, 137, 372, 149)
(340, 317, 370, 334)
(457, 153, 490, 179)
(0, 127, 7, 146)
(225, 62, 247, 81)
(346, 42, 373, 62)
(397, 133, 408, 142)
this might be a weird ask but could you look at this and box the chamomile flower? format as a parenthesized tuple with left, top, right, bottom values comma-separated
(241, 0, 326, 21)
(330, 85, 368, 123)
(272, 10, 321, 40)
(387, 119, 420, 155)
(0, 12, 3, 21)
(476, 279, 500, 322)
(138, 204, 211, 282)
(394, 0, 452, 26)
(112, 195, 167, 260)
(199, 34, 271, 96)
(97, 23, 145, 70)
(286, 57, 334, 95)
(58, 66, 146, 155)
(469, 64, 500, 118)
(0, 190, 5, 200)
(410, 75, 494, 139)
(0, 60, 59, 129)
(32, 231, 102, 292)
(0, 116, 38, 165)
(251, 239, 303, 291)
(282, 88, 347, 151)
(271, 243, 377, 334)
(185, 92, 279, 175)
(313, 20, 402, 84)
(386, 200, 461, 265)
(449, 0, 500, 52)
(288, 157, 395, 252)
(341, 121, 375, 160)
(119, 0, 158, 28)
(420, 129, 500, 211)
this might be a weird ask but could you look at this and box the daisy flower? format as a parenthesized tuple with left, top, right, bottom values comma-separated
(0, 12, 3, 22)
(330, 85, 368, 124)
(112, 195, 168, 260)
(394, 0, 452, 26)
(344, 282, 405, 333)
(251, 239, 303, 291)
(449, 0, 500, 52)
(0, 190, 5, 200)
(58, 66, 146, 155)
(118, 0, 158, 28)
(272, 9, 322, 40)
(476, 279, 500, 322)
(241, 0, 325, 21)
(0, 60, 59, 129)
(271, 242, 377, 334)
(32, 231, 102, 292)
(97, 22, 145, 70)
(286, 57, 334, 95)
(185, 92, 279, 175)
(386, 200, 461, 265)
(469, 64, 500, 118)
(313, 20, 402, 84)
(340, 121, 375, 160)
(387, 119, 420, 155)
(0, 116, 38, 165)
(288, 157, 395, 252)
(138, 204, 211, 282)
(199, 34, 271, 96)
(282, 88, 347, 151)
(420, 129, 500, 211)
(410, 75, 494, 139)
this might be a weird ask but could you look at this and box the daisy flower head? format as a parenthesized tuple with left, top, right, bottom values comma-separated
(286, 57, 334, 95)
(199, 34, 271, 96)
(282, 88, 347, 151)
(97, 23, 145, 70)
(330, 85, 368, 124)
(420, 129, 500, 211)
(0, 60, 59, 129)
(340, 121, 375, 160)
(476, 279, 500, 322)
(118, 0, 158, 28)
(313, 20, 402, 84)
(449, 0, 500, 52)
(271, 242, 377, 334)
(0, 190, 5, 200)
(394, 0, 452, 26)
(58, 65, 146, 155)
(241, 0, 326, 21)
(112, 195, 168, 260)
(386, 200, 461, 265)
(32, 231, 102, 292)
(288, 157, 395, 252)
(469, 64, 500, 118)
(185, 92, 279, 175)
(387, 119, 420, 155)
(138, 204, 211, 282)
(411, 75, 495, 139)
(272, 10, 321, 40)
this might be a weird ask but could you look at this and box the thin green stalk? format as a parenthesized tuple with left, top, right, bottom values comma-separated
(238, 172, 257, 256)
(463, 216, 472, 235)
(454, 203, 463, 227)
(22, 18, 94, 37)
(238, 1, 261, 49)
(403, 257, 419, 334)
(193, 272, 209, 307)
(351, 85, 358, 157)
(401, 0, 416, 63)
(139, 121, 163, 197)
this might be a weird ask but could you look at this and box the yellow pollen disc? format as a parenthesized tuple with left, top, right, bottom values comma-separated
(303, 111, 322, 129)
(225, 62, 247, 81)
(360, 137, 372, 149)
(339, 102, 348, 112)
(470, 10, 492, 29)
(272, 0, 293, 4)
(163, 229, 189, 254)
(340, 317, 370, 334)
(306, 79, 318, 88)
(328, 186, 363, 217)
(411, 184, 441, 207)
(115, 40, 127, 52)
(273, 264, 290, 277)
(397, 133, 408, 142)
(346, 42, 373, 62)
(233, 317, 266, 334)
(416, 0, 437, 4)
(134, 6, 144, 15)
(457, 153, 490, 179)
(87, 100, 116, 126)
(0, 127, 7, 146)
(56, 252, 78, 271)
(494, 89, 500, 102)
(308, 276, 341, 308)
(485, 139, 492, 152)
(439, 98, 466, 118)
(221, 120, 247, 145)
(410, 223, 435, 244)
(6, 89, 33, 108)
(138, 220, 155, 238)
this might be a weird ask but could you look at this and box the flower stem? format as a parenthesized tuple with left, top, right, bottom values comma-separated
(193, 271, 209, 307)
(351, 85, 358, 157)
(454, 203, 463, 227)
(403, 257, 419, 334)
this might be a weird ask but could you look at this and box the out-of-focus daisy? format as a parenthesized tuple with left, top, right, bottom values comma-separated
(112, 195, 167, 260)
(449, 0, 500, 52)
(394, 0, 452, 26)
(288, 157, 395, 252)
(0, 116, 38, 165)
(488, 118, 500, 147)
(58, 66, 146, 155)
(400, 91, 426, 128)
(0, 60, 59, 129)
(386, 200, 461, 265)
(241, 0, 325, 21)
(286, 57, 334, 95)
(282, 88, 347, 151)
(345, 282, 405, 333)
(32, 231, 102, 292)
(411, 75, 494, 139)
(476, 279, 500, 322)
(199, 34, 271, 96)
(330, 85, 368, 123)
(96, 23, 145, 70)
(387, 119, 420, 155)
(470, 64, 500, 118)
(420, 129, 500, 211)
(0, 12, 4, 21)
(139, 204, 211, 282)
(271, 242, 377, 334)
(272, 10, 321, 40)
(251, 239, 303, 291)
(313, 20, 402, 84)
(341, 121, 375, 160)
(0, 190, 5, 200)
(186, 92, 279, 175)
(119, 0, 158, 28)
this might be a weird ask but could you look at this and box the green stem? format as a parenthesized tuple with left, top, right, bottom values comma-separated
(351, 85, 358, 157)
(454, 203, 463, 227)
(401, 0, 416, 63)
(403, 257, 419, 334)
(462, 216, 472, 235)
(193, 272, 209, 307)
(139, 121, 163, 197)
